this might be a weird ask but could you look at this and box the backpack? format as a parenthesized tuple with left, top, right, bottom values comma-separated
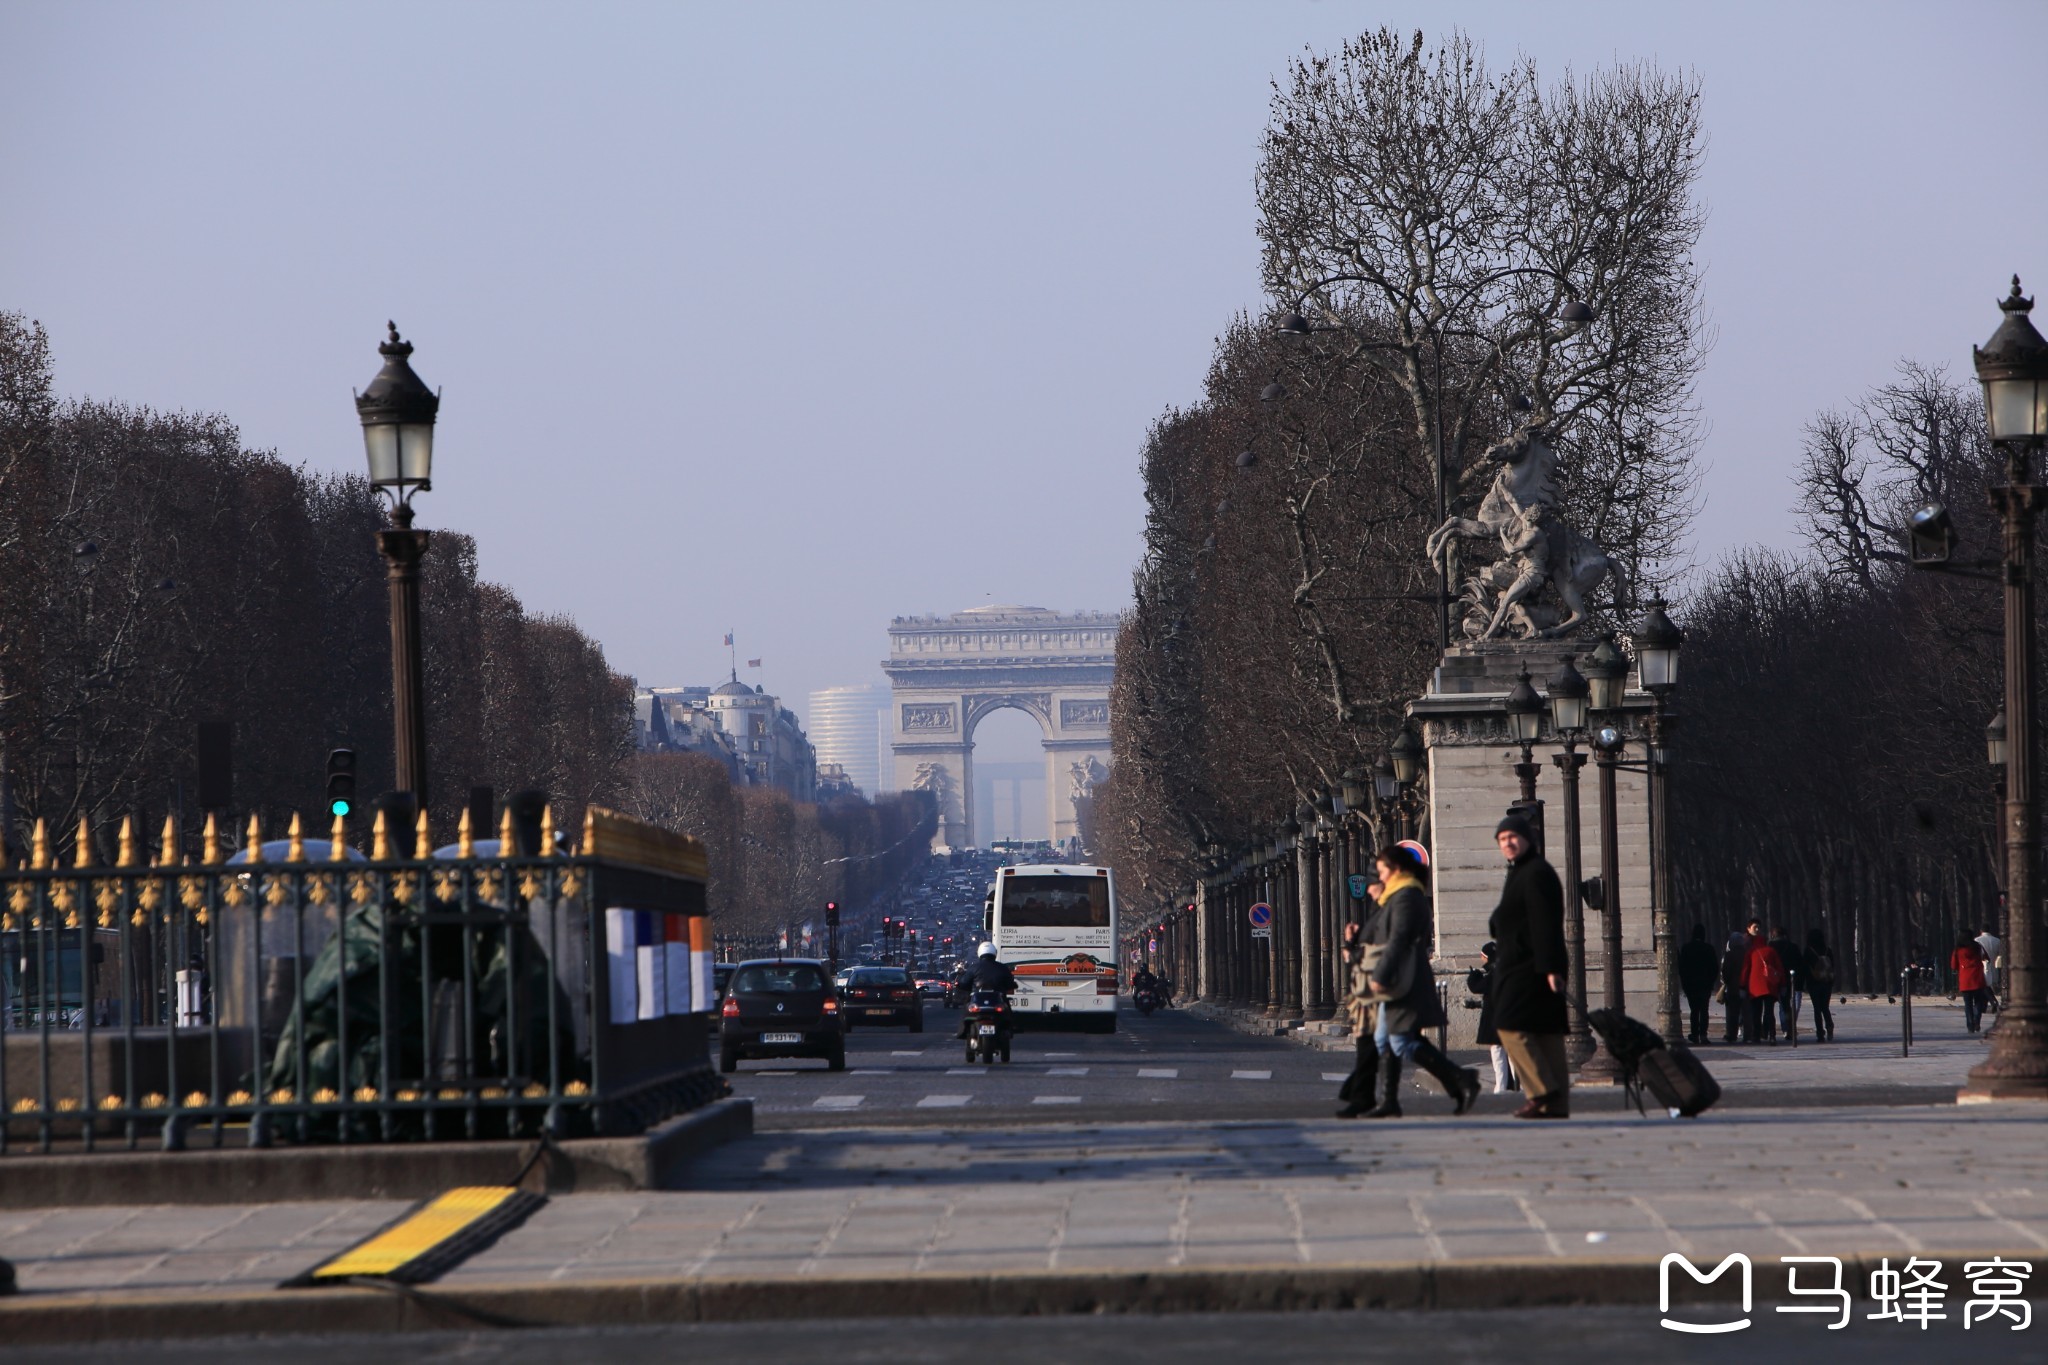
(1808, 953, 1834, 986)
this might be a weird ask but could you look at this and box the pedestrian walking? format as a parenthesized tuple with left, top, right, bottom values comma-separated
(1953, 931, 1989, 1034)
(1467, 941, 1518, 1092)
(1802, 927, 1836, 1042)
(1355, 845, 1480, 1118)
(1719, 930, 1750, 1043)
(1768, 924, 1801, 1037)
(1334, 879, 1384, 1119)
(1742, 920, 1786, 1045)
(1677, 923, 1719, 1044)
(1488, 814, 1571, 1119)
(1977, 923, 2004, 1008)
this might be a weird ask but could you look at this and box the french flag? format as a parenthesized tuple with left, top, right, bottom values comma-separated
(605, 908, 638, 1024)
(634, 910, 667, 1020)
(664, 915, 693, 1015)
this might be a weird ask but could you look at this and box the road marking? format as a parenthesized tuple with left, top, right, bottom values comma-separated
(891, 1050, 925, 1056)
(1032, 1095, 1082, 1105)
(1044, 1052, 1078, 1058)
(917, 1094, 971, 1108)
(812, 1095, 865, 1110)
(295, 1186, 543, 1285)
(756, 1071, 796, 1077)
(850, 1069, 894, 1075)
(1231, 1069, 1272, 1080)
(1322, 1072, 1349, 1082)
(1046, 1066, 1090, 1076)
(1137, 1068, 1179, 1079)
(945, 1067, 988, 1075)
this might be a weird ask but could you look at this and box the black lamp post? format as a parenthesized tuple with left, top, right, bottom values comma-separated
(1548, 655, 1594, 1062)
(1635, 598, 1686, 1043)
(1578, 720, 1629, 1083)
(1505, 670, 1545, 849)
(1372, 758, 1401, 842)
(1962, 278, 2048, 1102)
(355, 324, 440, 806)
(1390, 727, 1424, 844)
(1340, 767, 1369, 925)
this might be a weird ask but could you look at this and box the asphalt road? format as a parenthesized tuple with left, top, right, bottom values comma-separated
(728, 1002, 1382, 1129)
(12, 1309, 2037, 1365)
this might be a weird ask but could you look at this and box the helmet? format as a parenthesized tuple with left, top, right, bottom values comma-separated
(978, 942, 996, 957)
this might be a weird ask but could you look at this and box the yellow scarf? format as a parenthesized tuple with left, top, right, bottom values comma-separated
(1376, 870, 1422, 903)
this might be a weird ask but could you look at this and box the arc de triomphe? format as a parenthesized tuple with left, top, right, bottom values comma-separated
(885, 606, 1116, 851)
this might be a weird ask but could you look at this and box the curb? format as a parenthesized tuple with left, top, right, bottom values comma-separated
(0, 1251, 2038, 1343)
(0, 1099, 754, 1209)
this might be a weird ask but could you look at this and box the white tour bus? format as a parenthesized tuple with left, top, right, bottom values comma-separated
(982, 863, 1118, 1031)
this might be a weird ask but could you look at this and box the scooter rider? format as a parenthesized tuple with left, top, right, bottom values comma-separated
(956, 942, 1017, 1037)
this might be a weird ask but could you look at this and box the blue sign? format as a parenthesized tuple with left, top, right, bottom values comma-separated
(1348, 874, 1370, 900)
(1248, 902, 1272, 927)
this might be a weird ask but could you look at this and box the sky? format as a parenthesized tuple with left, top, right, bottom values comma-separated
(4, 0, 2045, 776)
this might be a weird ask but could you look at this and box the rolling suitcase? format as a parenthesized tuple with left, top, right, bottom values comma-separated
(1635, 1041, 1721, 1118)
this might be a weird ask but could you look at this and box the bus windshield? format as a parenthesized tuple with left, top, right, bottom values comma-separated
(1000, 876, 1109, 928)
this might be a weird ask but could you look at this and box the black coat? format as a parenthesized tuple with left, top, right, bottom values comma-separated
(1677, 939, 1720, 999)
(1368, 883, 1446, 1033)
(1486, 852, 1569, 1035)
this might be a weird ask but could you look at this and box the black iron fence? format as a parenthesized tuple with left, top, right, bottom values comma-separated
(1, 805, 720, 1154)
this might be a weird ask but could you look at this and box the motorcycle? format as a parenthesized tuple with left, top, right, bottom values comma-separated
(965, 987, 1012, 1064)
(1133, 985, 1160, 1017)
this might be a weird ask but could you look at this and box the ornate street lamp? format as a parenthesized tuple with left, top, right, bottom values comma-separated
(1583, 634, 1629, 712)
(1390, 728, 1424, 785)
(1962, 277, 2048, 1101)
(1505, 669, 1545, 848)
(1989, 710, 2009, 766)
(1634, 599, 1686, 1042)
(1548, 655, 1594, 1062)
(355, 324, 440, 805)
(1579, 721, 1630, 1084)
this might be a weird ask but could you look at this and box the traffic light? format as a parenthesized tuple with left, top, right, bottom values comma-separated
(825, 901, 840, 926)
(324, 748, 357, 818)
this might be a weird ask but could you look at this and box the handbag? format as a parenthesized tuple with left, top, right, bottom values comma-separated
(1361, 941, 1416, 1003)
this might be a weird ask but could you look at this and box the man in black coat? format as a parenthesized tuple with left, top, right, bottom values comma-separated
(1487, 813, 1571, 1119)
(1677, 923, 1720, 1045)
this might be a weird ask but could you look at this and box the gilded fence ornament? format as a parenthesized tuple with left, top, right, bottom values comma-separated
(201, 812, 222, 865)
(245, 813, 263, 861)
(414, 809, 432, 859)
(370, 809, 391, 861)
(456, 807, 474, 859)
(74, 812, 93, 868)
(117, 815, 138, 868)
(286, 813, 306, 863)
(30, 818, 50, 869)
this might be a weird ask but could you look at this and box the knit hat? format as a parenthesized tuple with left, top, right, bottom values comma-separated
(1495, 813, 1536, 842)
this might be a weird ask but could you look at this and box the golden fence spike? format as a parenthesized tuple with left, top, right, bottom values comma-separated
(74, 812, 94, 868)
(201, 812, 222, 865)
(498, 805, 516, 853)
(370, 809, 390, 861)
(31, 818, 50, 869)
(414, 809, 432, 859)
(117, 815, 138, 868)
(457, 806, 474, 859)
(158, 813, 178, 867)
(286, 812, 306, 863)
(330, 811, 348, 862)
(540, 805, 555, 856)
(582, 807, 597, 857)
(245, 812, 263, 861)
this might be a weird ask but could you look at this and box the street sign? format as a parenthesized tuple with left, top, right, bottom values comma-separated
(1348, 874, 1369, 900)
(1148, 937, 1159, 954)
(1248, 902, 1273, 940)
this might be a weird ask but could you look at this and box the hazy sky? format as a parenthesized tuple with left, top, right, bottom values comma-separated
(5, 1, 2044, 766)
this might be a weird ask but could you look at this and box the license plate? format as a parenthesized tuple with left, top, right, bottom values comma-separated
(977, 1024, 997, 1036)
(759, 1032, 803, 1044)
(865, 1008, 894, 1016)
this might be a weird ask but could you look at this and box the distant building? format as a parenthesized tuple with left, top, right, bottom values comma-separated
(635, 678, 817, 802)
(807, 683, 889, 798)
(815, 762, 860, 801)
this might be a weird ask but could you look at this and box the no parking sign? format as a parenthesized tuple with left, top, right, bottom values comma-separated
(1248, 902, 1273, 939)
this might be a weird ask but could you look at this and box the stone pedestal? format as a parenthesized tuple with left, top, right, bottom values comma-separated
(1409, 641, 1659, 1049)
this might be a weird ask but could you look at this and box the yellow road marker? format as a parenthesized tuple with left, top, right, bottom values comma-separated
(289, 1185, 545, 1287)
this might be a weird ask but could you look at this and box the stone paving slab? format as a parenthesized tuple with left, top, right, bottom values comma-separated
(7, 1103, 2048, 1299)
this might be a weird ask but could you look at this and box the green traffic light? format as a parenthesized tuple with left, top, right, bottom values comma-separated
(330, 798, 352, 817)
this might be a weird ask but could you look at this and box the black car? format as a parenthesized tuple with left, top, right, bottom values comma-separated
(720, 958, 844, 1072)
(840, 966, 924, 1031)
(713, 962, 737, 1000)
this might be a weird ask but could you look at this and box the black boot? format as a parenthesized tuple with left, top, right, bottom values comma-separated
(1336, 1048, 1379, 1118)
(1364, 1053, 1403, 1118)
(1409, 1037, 1483, 1115)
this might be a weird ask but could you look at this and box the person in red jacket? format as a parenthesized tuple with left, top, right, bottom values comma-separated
(1953, 931, 1989, 1034)
(1742, 920, 1786, 1045)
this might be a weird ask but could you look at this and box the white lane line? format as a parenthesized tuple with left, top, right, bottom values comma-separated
(1232, 1069, 1272, 1080)
(1044, 1052, 1078, 1058)
(1322, 1072, 1349, 1082)
(891, 1050, 925, 1057)
(917, 1095, 971, 1109)
(946, 1067, 988, 1076)
(850, 1069, 894, 1075)
(1032, 1095, 1083, 1105)
(1046, 1066, 1091, 1076)
(812, 1095, 865, 1110)
(756, 1071, 796, 1077)
(1138, 1068, 1179, 1079)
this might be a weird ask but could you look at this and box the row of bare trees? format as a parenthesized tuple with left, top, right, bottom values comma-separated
(1099, 30, 1706, 921)
(0, 313, 930, 923)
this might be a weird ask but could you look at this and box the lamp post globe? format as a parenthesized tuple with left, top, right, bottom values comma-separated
(1547, 656, 1591, 735)
(1340, 767, 1368, 811)
(355, 323, 439, 511)
(1974, 278, 2048, 445)
(1583, 635, 1629, 713)
(1505, 670, 1544, 746)
(1635, 599, 1685, 692)
(1989, 710, 2009, 767)
(1372, 759, 1399, 804)
(1390, 727, 1424, 785)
